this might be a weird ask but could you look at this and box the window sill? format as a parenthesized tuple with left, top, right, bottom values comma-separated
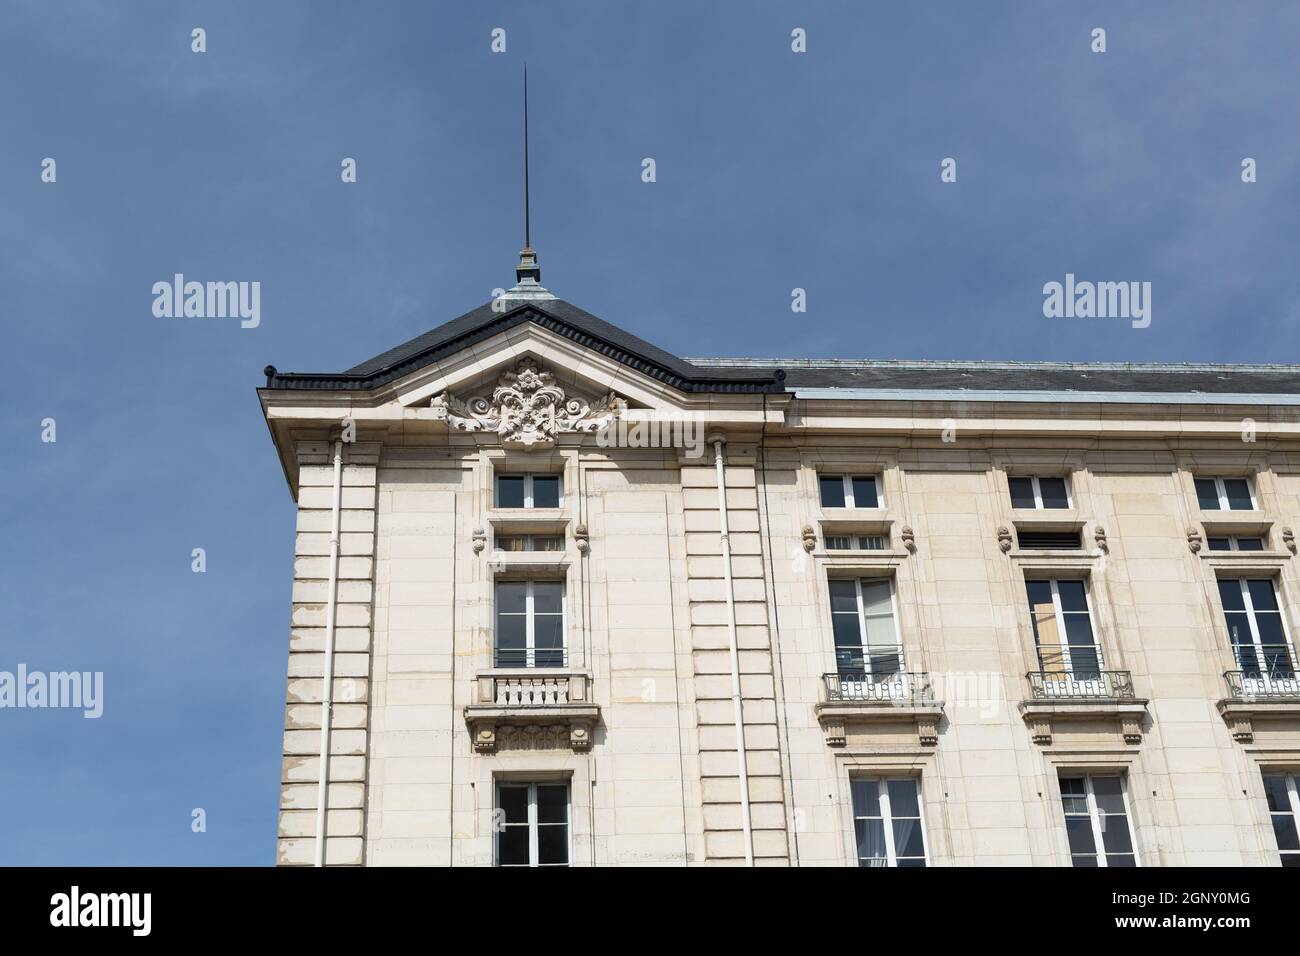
(1216, 697, 1300, 744)
(464, 669, 599, 754)
(1018, 697, 1148, 747)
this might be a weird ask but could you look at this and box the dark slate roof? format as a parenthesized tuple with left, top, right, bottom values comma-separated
(685, 358, 1300, 395)
(263, 299, 782, 394)
(262, 296, 1300, 398)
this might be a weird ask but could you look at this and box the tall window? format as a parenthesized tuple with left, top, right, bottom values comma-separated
(1059, 774, 1137, 867)
(496, 473, 561, 509)
(495, 580, 564, 667)
(1194, 476, 1254, 511)
(1218, 578, 1296, 680)
(829, 579, 901, 679)
(819, 474, 882, 508)
(1262, 772, 1300, 867)
(1026, 579, 1101, 679)
(850, 777, 927, 867)
(496, 782, 570, 867)
(1009, 475, 1070, 509)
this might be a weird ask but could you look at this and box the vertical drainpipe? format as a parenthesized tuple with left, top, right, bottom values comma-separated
(712, 435, 755, 866)
(314, 438, 344, 867)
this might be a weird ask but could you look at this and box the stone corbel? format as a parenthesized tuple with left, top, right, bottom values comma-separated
(473, 722, 497, 754)
(997, 526, 1014, 553)
(901, 525, 916, 553)
(472, 526, 487, 554)
(801, 524, 817, 553)
(1284, 527, 1296, 554)
(1025, 711, 1053, 746)
(1187, 527, 1203, 553)
(1094, 526, 1109, 553)
(574, 523, 590, 554)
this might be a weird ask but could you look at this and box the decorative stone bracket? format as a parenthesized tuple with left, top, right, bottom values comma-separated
(814, 702, 942, 748)
(464, 670, 599, 754)
(1215, 698, 1300, 744)
(1018, 699, 1148, 747)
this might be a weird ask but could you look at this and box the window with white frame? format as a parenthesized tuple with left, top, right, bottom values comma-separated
(850, 777, 927, 867)
(495, 781, 570, 867)
(1025, 579, 1102, 678)
(1194, 476, 1254, 511)
(1206, 534, 1265, 552)
(494, 534, 564, 553)
(819, 474, 882, 509)
(1261, 772, 1300, 867)
(829, 578, 902, 679)
(1008, 475, 1071, 510)
(1218, 578, 1296, 679)
(1059, 774, 1137, 867)
(495, 580, 565, 667)
(825, 534, 887, 551)
(496, 473, 562, 509)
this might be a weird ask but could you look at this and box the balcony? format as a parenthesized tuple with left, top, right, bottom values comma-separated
(1217, 655, 1300, 743)
(463, 652, 599, 754)
(1019, 645, 1147, 746)
(814, 662, 943, 748)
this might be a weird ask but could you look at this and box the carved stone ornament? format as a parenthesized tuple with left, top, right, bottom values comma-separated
(800, 524, 817, 553)
(472, 526, 487, 554)
(1187, 527, 1203, 554)
(997, 526, 1014, 553)
(574, 523, 590, 554)
(901, 526, 916, 553)
(432, 358, 625, 450)
(1094, 526, 1109, 553)
(1284, 527, 1296, 554)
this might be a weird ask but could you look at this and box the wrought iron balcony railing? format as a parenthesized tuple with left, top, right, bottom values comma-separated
(823, 670, 934, 705)
(1223, 669, 1300, 699)
(492, 647, 569, 669)
(1026, 668, 1135, 700)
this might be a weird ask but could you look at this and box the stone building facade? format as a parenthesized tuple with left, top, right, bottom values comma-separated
(259, 256, 1300, 866)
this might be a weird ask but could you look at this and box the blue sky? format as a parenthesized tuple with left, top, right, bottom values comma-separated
(2, 1, 1298, 865)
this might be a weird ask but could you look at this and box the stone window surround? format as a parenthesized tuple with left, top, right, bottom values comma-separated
(831, 753, 944, 867)
(799, 452, 903, 524)
(1042, 753, 1145, 868)
(1247, 757, 1300, 865)
(816, 561, 921, 679)
(487, 768, 581, 866)
(1175, 458, 1271, 524)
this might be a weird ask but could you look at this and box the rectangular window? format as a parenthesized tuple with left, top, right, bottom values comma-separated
(1059, 774, 1137, 867)
(850, 777, 927, 867)
(825, 535, 887, 551)
(496, 473, 562, 509)
(1016, 529, 1083, 550)
(1194, 476, 1254, 511)
(819, 474, 882, 509)
(495, 782, 570, 867)
(495, 580, 565, 667)
(1206, 535, 1265, 552)
(1218, 578, 1296, 681)
(829, 578, 902, 679)
(494, 534, 564, 552)
(1008, 475, 1070, 510)
(1262, 772, 1300, 867)
(1026, 579, 1102, 681)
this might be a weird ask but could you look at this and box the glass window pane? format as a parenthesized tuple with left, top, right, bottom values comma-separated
(532, 581, 563, 614)
(854, 819, 887, 863)
(1106, 854, 1137, 867)
(1207, 537, 1232, 551)
(1100, 818, 1134, 854)
(537, 824, 569, 865)
(531, 476, 560, 508)
(1008, 476, 1036, 509)
(536, 785, 568, 824)
(850, 779, 880, 818)
(496, 475, 526, 508)
(1039, 477, 1069, 509)
(1072, 854, 1098, 867)
(1056, 580, 1088, 613)
(497, 786, 528, 824)
(886, 779, 920, 817)
(495, 535, 527, 552)
(1091, 777, 1126, 815)
(829, 580, 859, 614)
(1280, 855, 1300, 867)
(495, 616, 527, 663)
(1218, 579, 1246, 611)
(1272, 815, 1300, 851)
(896, 858, 927, 868)
(851, 476, 879, 508)
(825, 536, 852, 550)
(819, 475, 846, 508)
(1194, 477, 1220, 510)
(1262, 774, 1290, 812)
(892, 818, 925, 858)
(1065, 817, 1097, 857)
(1236, 537, 1264, 551)
(1223, 478, 1252, 510)
(1247, 579, 1279, 612)
(497, 581, 527, 614)
(497, 825, 529, 866)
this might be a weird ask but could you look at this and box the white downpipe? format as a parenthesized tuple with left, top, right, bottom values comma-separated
(713, 437, 755, 866)
(314, 439, 344, 867)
